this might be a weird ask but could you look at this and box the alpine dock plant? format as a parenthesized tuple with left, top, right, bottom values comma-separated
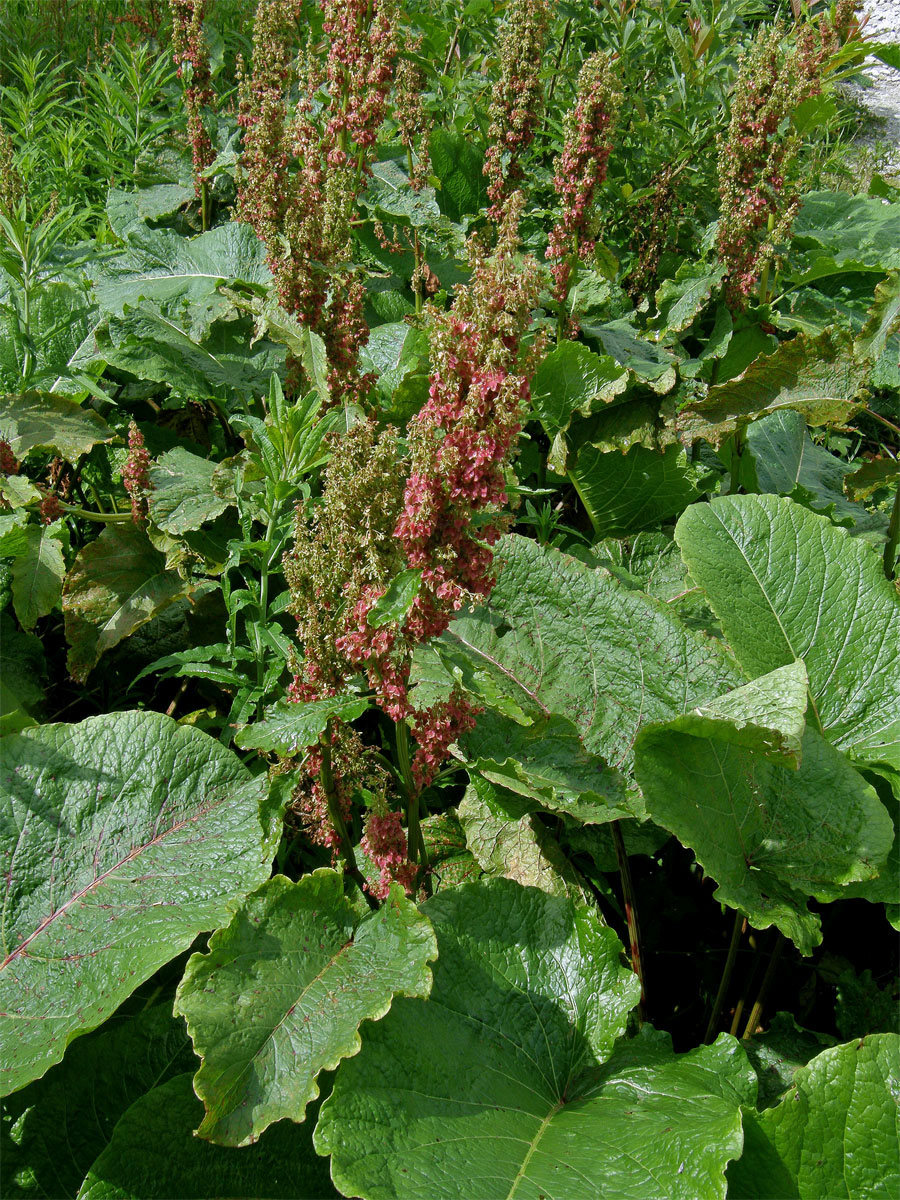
(0, 2, 898, 1197)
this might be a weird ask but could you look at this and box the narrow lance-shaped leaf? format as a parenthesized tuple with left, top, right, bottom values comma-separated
(0, 710, 280, 1096)
(675, 493, 900, 768)
(316, 878, 756, 1200)
(174, 870, 437, 1147)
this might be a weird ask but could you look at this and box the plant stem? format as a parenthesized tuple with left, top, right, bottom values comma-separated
(319, 727, 377, 909)
(57, 501, 131, 523)
(742, 932, 784, 1039)
(704, 911, 745, 1043)
(395, 718, 428, 873)
(545, 17, 572, 115)
(610, 819, 646, 1024)
(883, 485, 899, 580)
(200, 179, 209, 233)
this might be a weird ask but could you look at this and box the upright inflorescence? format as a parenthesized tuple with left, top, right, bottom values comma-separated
(484, 0, 552, 214)
(0, 123, 23, 219)
(394, 42, 430, 191)
(286, 419, 407, 705)
(286, 199, 542, 861)
(716, 22, 833, 308)
(238, 0, 398, 401)
(170, 0, 216, 200)
(121, 421, 151, 523)
(547, 52, 621, 305)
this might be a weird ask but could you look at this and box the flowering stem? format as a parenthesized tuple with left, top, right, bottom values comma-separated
(395, 718, 427, 871)
(883, 485, 899, 580)
(544, 16, 571, 116)
(742, 931, 784, 1038)
(757, 212, 775, 304)
(704, 910, 745, 1043)
(610, 818, 646, 1024)
(319, 727, 378, 909)
(56, 502, 132, 524)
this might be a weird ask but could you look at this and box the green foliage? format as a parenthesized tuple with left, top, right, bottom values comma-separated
(316, 880, 752, 1200)
(0, 711, 278, 1095)
(175, 871, 437, 1146)
(0, 3, 896, 1196)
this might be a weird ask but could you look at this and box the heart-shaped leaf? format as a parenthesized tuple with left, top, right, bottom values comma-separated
(316, 878, 755, 1200)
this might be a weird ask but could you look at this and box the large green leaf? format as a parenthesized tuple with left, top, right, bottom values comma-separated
(62, 523, 189, 682)
(458, 774, 589, 899)
(676, 329, 866, 448)
(530, 341, 628, 438)
(11, 525, 65, 630)
(76, 1072, 337, 1200)
(99, 307, 283, 400)
(635, 664, 894, 953)
(174, 870, 436, 1147)
(675, 494, 900, 768)
(0, 284, 97, 394)
(569, 441, 706, 538)
(93, 215, 270, 335)
(743, 409, 880, 534)
(656, 261, 726, 334)
(461, 709, 633, 822)
(148, 448, 234, 535)
(428, 129, 487, 222)
(728, 1034, 900, 1199)
(0, 392, 115, 461)
(0, 711, 279, 1096)
(1, 1002, 195, 1199)
(316, 879, 754, 1200)
(0, 614, 45, 735)
(438, 534, 738, 772)
(789, 191, 900, 276)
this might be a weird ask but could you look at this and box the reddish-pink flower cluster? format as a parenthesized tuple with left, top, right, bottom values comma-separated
(547, 52, 620, 304)
(717, 22, 830, 308)
(237, 0, 396, 402)
(170, 0, 216, 199)
(322, 0, 396, 159)
(39, 493, 64, 524)
(0, 439, 19, 476)
(360, 810, 417, 899)
(484, 0, 551, 213)
(121, 421, 151, 523)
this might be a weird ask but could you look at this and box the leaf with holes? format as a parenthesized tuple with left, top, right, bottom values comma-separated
(0, 710, 279, 1096)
